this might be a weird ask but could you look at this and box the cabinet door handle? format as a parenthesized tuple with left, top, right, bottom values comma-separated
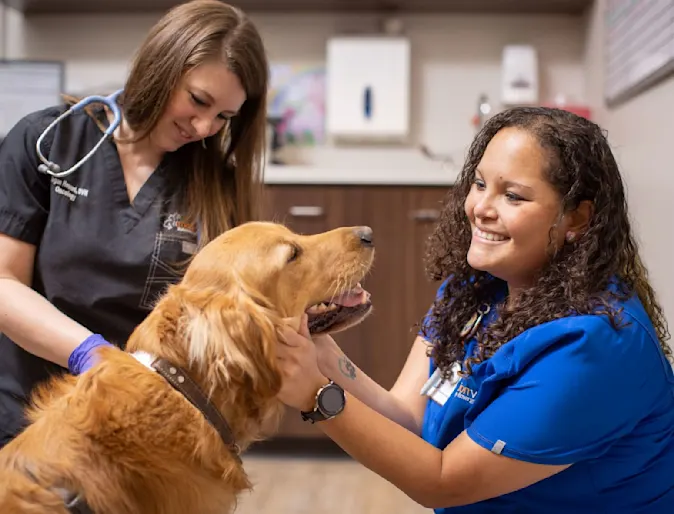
(410, 209, 441, 222)
(289, 205, 324, 217)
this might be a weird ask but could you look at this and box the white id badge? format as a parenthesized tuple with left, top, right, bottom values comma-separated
(419, 362, 462, 406)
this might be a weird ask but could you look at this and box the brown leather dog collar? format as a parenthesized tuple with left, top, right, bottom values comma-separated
(133, 352, 241, 461)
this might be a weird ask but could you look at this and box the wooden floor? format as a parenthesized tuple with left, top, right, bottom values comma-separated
(235, 455, 430, 514)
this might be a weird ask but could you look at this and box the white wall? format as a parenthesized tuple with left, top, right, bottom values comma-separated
(584, 0, 674, 342)
(6, 10, 587, 158)
(0, 4, 27, 58)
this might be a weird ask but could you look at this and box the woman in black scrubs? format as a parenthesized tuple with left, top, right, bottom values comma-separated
(0, 0, 270, 447)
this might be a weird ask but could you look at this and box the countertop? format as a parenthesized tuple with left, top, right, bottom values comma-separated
(264, 163, 458, 185)
(261, 147, 461, 186)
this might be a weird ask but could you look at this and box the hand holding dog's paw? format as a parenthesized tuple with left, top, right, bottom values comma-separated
(277, 314, 329, 411)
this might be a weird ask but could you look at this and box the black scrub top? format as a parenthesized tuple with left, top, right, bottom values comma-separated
(0, 104, 198, 442)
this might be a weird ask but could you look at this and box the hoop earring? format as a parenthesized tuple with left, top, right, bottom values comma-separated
(201, 139, 207, 150)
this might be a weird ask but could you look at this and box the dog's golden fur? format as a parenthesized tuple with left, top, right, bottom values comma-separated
(0, 221, 374, 514)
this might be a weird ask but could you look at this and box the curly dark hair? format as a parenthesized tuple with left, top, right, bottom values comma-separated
(421, 106, 671, 378)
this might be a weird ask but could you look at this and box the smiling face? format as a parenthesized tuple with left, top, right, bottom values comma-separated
(184, 221, 376, 335)
(464, 127, 573, 290)
(150, 59, 247, 153)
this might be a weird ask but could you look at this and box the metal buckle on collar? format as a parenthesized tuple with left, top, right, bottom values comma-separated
(59, 488, 95, 514)
(23, 466, 95, 514)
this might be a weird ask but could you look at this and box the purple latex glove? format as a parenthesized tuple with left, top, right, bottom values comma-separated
(68, 334, 115, 375)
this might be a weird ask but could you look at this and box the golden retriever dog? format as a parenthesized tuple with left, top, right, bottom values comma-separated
(0, 221, 375, 514)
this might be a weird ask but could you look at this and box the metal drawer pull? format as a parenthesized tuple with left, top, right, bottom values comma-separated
(410, 209, 441, 221)
(289, 206, 324, 217)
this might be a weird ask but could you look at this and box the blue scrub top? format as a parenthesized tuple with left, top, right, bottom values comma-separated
(420, 279, 674, 513)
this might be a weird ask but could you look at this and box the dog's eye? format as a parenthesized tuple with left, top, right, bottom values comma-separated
(287, 244, 301, 263)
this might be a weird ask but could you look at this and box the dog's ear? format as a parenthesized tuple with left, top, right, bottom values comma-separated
(179, 277, 283, 400)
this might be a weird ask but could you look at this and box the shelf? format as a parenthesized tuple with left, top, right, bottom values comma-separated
(3, 0, 593, 16)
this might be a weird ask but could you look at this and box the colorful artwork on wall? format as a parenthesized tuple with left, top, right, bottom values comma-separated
(268, 63, 326, 146)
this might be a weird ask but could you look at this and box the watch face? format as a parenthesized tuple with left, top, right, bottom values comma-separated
(319, 386, 344, 416)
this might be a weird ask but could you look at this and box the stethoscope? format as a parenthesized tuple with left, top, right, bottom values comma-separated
(36, 89, 124, 179)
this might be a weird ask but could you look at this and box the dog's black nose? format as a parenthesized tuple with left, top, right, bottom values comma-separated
(356, 226, 374, 247)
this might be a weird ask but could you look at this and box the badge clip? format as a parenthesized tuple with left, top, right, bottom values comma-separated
(419, 303, 490, 406)
(420, 363, 461, 406)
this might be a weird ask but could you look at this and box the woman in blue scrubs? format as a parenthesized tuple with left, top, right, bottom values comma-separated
(0, 0, 269, 447)
(277, 106, 674, 512)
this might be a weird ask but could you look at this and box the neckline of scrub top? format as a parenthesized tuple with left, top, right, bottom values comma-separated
(86, 104, 178, 215)
(102, 138, 177, 234)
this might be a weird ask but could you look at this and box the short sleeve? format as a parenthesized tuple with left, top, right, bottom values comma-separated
(466, 315, 664, 465)
(0, 111, 53, 245)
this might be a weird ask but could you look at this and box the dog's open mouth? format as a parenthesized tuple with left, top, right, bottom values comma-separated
(306, 283, 372, 335)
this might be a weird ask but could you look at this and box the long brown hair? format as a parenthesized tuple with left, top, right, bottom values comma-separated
(421, 106, 671, 378)
(120, 0, 268, 246)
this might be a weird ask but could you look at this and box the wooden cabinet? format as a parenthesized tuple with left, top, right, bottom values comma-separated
(261, 184, 449, 438)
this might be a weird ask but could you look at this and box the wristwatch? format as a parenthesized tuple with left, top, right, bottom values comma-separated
(300, 380, 346, 423)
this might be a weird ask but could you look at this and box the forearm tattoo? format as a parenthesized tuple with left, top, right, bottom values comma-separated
(338, 356, 357, 380)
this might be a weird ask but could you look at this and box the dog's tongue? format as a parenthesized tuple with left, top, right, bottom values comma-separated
(333, 284, 368, 307)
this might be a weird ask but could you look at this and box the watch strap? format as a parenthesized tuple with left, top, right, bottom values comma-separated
(300, 408, 328, 423)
